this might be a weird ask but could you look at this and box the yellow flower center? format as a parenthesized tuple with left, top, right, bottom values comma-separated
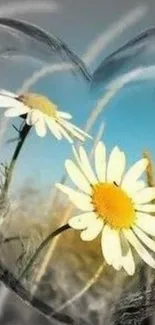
(92, 183, 135, 229)
(18, 93, 57, 117)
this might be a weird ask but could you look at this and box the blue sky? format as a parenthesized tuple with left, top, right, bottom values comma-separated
(0, 1, 155, 192)
(1, 73, 155, 193)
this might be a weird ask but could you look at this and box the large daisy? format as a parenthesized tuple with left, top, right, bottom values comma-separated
(0, 89, 90, 141)
(56, 142, 155, 275)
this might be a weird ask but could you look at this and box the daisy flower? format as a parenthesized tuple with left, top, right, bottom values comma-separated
(56, 142, 155, 276)
(0, 89, 90, 142)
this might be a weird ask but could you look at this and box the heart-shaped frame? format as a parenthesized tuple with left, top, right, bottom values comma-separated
(0, 17, 155, 325)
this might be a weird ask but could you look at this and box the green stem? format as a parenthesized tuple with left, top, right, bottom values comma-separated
(3, 123, 31, 195)
(18, 224, 71, 280)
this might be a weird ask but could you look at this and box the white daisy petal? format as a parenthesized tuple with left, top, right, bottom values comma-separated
(122, 158, 148, 189)
(57, 111, 72, 120)
(123, 249, 135, 276)
(56, 183, 93, 211)
(45, 117, 62, 140)
(35, 115, 47, 137)
(95, 142, 106, 182)
(1, 90, 92, 144)
(65, 159, 91, 194)
(133, 226, 155, 252)
(61, 120, 91, 140)
(133, 180, 146, 192)
(130, 180, 146, 194)
(122, 180, 146, 197)
(112, 232, 122, 271)
(123, 228, 155, 268)
(69, 130, 85, 141)
(79, 146, 98, 184)
(26, 109, 40, 125)
(61, 121, 85, 141)
(0, 89, 16, 97)
(65, 120, 90, 136)
(101, 225, 113, 266)
(5, 105, 30, 117)
(68, 212, 97, 230)
(68, 193, 93, 211)
(80, 218, 103, 241)
(73, 126, 91, 139)
(56, 123, 73, 143)
(27, 110, 46, 137)
(107, 146, 125, 185)
(0, 95, 22, 108)
(101, 225, 122, 270)
(56, 183, 88, 198)
(121, 237, 135, 276)
(135, 204, 155, 213)
(26, 111, 32, 125)
(135, 213, 155, 236)
(134, 187, 155, 204)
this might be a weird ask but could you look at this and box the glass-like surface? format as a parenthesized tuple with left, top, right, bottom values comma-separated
(0, 16, 155, 325)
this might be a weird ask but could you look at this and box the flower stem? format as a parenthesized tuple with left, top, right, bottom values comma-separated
(18, 224, 71, 281)
(3, 123, 31, 195)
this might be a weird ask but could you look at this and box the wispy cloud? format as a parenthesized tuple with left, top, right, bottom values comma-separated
(0, 0, 60, 17)
(84, 66, 154, 132)
(83, 4, 148, 66)
(0, 4, 148, 150)
(84, 87, 118, 133)
(105, 66, 155, 89)
(19, 63, 72, 93)
(19, 4, 149, 94)
(118, 66, 155, 83)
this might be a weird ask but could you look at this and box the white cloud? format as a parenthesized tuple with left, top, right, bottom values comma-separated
(0, 0, 60, 17)
(83, 4, 148, 66)
(19, 63, 72, 93)
(110, 66, 155, 88)
(0, 3, 148, 147)
(18, 4, 149, 94)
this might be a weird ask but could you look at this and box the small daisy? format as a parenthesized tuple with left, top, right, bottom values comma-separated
(0, 89, 90, 142)
(56, 142, 155, 275)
